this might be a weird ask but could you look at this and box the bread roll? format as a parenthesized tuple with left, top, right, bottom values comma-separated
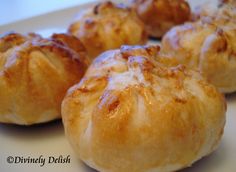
(130, 0, 190, 38)
(220, 0, 236, 6)
(68, 1, 147, 59)
(0, 32, 88, 125)
(62, 45, 226, 172)
(161, 5, 236, 93)
(191, 0, 236, 21)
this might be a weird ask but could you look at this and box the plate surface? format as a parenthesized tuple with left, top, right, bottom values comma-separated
(0, 0, 236, 172)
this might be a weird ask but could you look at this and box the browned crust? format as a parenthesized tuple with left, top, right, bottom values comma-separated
(68, 1, 147, 59)
(62, 45, 226, 172)
(131, 0, 191, 38)
(161, 4, 236, 93)
(0, 32, 89, 125)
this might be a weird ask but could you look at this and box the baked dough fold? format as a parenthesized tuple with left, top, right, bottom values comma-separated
(62, 45, 226, 172)
(0, 32, 88, 125)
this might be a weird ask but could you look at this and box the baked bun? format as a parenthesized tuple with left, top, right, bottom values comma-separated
(0, 32, 88, 125)
(68, 1, 147, 59)
(191, 2, 220, 21)
(161, 5, 236, 93)
(62, 45, 226, 172)
(220, 0, 236, 6)
(130, 0, 190, 38)
(191, 0, 236, 21)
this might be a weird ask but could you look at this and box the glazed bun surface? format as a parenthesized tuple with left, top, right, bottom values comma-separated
(161, 5, 236, 93)
(130, 0, 190, 38)
(62, 45, 226, 172)
(0, 32, 88, 125)
(68, 1, 147, 59)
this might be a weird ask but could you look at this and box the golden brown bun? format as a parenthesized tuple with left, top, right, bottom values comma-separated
(220, 0, 236, 6)
(161, 5, 236, 93)
(0, 32, 88, 125)
(68, 1, 147, 59)
(221, 0, 230, 3)
(191, 2, 219, 21)
(191, 0, 236, 21)
(62, 45, 226, 172)
(130, 0, 190, 38)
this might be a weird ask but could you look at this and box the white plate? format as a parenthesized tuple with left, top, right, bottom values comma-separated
(0, 1, 236, 172)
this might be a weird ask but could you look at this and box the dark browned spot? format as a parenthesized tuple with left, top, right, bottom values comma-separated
(114, 28, 121, 34)
(174, 97, 187, 104)
(93, 3, 100, 15)
(108, 100, 120, 112)
(145, 45, 160, 56)
(78, 87, 90, 93)
(93, 1, 114, 15)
